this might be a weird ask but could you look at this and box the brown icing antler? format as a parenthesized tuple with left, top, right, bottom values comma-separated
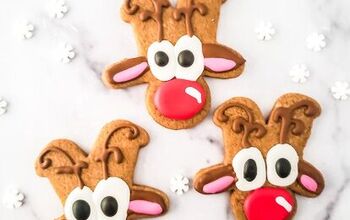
(217, 103, 266, 147)
(173, 0, 208, 36)
(138, 0, 170, 41)
(272, 100, 321, 143)
(95, 122, 140, 179)
(39, 147, 88, 188)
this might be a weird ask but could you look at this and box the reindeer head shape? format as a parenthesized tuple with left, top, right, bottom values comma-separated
(194, 94, 325, 220)
(103, 0, 245, 130)
(35, 120, 169, 220)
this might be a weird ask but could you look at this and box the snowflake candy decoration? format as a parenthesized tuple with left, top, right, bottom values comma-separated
(170, 175, 190, 195)
(59, 43, 76, 63)
(0, 97, 8, 116)
(16, 22, 35, 40)
(2, 188, 25, 209)
(289, 64, 310, 83)
(255, 21, 276, 41)
(331, 81, 350, 101)
(49, 0, 69, 19)
(306, 33, 327, 52)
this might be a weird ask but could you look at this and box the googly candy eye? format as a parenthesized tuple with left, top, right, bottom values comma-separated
(266, 144, 299, 187)
(232, 147, 266, 191)
(64, 187, 97, 220)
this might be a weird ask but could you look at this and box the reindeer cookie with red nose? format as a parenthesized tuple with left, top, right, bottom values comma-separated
(35, 120, 169, 220)
(102, 0, 245, 130)
(194, 94, 325, 220)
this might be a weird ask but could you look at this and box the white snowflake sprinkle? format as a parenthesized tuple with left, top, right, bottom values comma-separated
(331, 81, 350, 101)
(59, 43, 76, 63)
(255, 21, 276, 41)
(49, 0, 69, 19)
(289, 64, 310, 83)
(170, 175, 190, 195)
(2, 188, 25, 209)
(306, 33, 327, 52)
(17, 22, 35, 40)
(0, 97, 8, 116)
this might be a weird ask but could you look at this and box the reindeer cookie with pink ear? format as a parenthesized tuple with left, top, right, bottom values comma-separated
(102, 0, 245, 130)
(194, 94, 325, 220)
(35, 120, 169, 220)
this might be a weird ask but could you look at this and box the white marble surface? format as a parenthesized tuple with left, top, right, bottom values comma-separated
(0, 0, 350, 219)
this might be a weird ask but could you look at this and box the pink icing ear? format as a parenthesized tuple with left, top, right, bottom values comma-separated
(203, 176, 235, 194)
(300, 175, 318, 192)
(204, 58, 237, 72)
(113, 62, 148, 83)
(129, 200, 163, 216)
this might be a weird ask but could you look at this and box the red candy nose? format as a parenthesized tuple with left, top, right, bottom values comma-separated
(154, 79, 206, 120)
(244, 187, 295, 220)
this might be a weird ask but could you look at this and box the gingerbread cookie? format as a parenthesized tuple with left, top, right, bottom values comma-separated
(194, 93, 324, 220)
(35, 120, 169, 220)
(102, 0, 245, 130)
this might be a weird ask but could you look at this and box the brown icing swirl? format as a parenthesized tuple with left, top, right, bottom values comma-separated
(124, 0, 140, 15)
(95, 122, 140, 179)
(139, 0, 170, 41)
(173, 0, 208, 36)
(272, 100, 321, 143)
(39, 147, 88, 188)
(217, 103, 266, 147)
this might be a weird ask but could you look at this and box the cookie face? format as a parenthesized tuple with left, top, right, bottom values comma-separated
(35, 120, 169, 220)
(102, 0, 245, 130)
(194, 94, 325, 220)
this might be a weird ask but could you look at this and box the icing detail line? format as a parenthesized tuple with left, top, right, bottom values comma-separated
(185, 86, 202, 104)
(275, 196, 292, 212)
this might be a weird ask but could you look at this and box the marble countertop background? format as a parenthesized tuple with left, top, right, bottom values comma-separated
(0, 0, 349, 219)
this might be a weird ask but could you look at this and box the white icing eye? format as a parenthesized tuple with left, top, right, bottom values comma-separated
(92, 177, 130, 220)
(232, 147, 266, 191)
(147, 40, 176, 81)
(174, 35, 204, 81)
(266, 144, 299, 187)
(64, 186, 97, 220)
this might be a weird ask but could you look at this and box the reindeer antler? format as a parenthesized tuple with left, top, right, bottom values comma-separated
(272, 100, 321, 143)
(95, 122, 140, 180)
(39, 146, 88, 188)
(217, 103, 266, 147)
(173, 0, 208, 36)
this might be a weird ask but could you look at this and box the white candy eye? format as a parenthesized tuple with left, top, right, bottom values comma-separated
(174, 35, 204, 81)
(147, 40, 176, 81)
(232, 147, 266, 191)
(64, 187, 97, 220)
(93, 177, 130, 220)
(266, 144, 299, 187)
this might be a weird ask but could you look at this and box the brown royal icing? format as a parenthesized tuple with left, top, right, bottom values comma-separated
(272, 100, 321, 143)
(216, 102, 267, 147)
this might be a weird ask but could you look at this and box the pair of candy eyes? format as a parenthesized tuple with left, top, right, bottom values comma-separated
(72, 196, 118, 220)
(154, 50, 195, 68)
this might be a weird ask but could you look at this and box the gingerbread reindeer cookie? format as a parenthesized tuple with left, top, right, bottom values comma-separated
(35, 120, 169, 220)
(194, 93, 325, 220)
(103, 0, 245, 130)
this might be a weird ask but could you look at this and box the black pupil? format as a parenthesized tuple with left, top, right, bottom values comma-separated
(178, 50, 195, 67)
(72, 200, 91, 220)
(244, 159, 258, 182)
(154, 51, 169, 67)
(275, 158, 291, 178)
(101, 196, 119, 217)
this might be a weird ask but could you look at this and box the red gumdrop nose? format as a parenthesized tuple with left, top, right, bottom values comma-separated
(244, 187, 295, 220)
(154, 79, 206, 120)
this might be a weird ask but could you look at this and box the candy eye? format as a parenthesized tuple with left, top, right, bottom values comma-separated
(266, 144, 299, 187)
(174, 35, 204, 81)
(93, 177, 130, 219)
(147, 40, 176, 81)
(232, 147, 266, 191)
(64, 187, 96, 220)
